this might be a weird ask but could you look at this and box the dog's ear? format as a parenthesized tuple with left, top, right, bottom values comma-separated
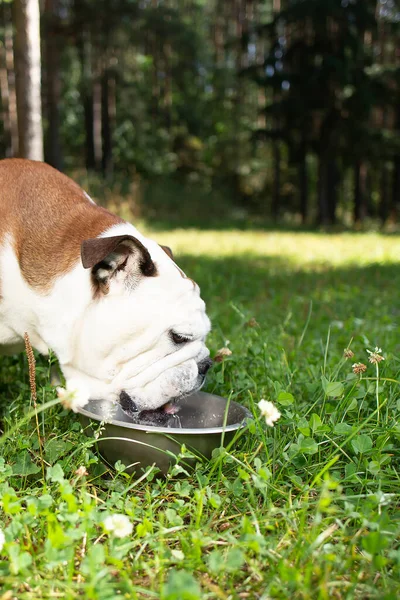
(81, 235, 157, 294)
(160, 245, 174, 259)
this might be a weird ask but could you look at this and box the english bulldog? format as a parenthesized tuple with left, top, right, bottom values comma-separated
(0, 159, 212, 418)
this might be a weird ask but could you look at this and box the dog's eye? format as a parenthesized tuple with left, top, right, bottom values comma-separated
(170, 331, 190, 345)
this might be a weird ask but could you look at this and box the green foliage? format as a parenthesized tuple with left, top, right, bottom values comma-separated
(162, 570, 202, 600)
(1, 229, 400, 597)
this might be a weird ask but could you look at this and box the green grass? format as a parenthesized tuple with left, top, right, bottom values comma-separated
(1, 229, 400, 599)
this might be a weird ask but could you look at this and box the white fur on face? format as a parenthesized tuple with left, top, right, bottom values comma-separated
(61, 224, 211, 411)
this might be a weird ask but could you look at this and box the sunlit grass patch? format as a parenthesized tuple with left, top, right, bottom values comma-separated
(145, 227, 400, 266)
(0, 230, 400, 599)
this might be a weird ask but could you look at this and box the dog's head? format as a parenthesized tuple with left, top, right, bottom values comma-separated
(62, 228, 211, 415)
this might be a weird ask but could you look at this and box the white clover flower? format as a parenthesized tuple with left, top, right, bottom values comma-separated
(257, 399, 281, 427)
(75, 466, 88, 477)
(352, 362, 367, 375)
(103, 514, 133, 538)
(213, 347, 232, 362)
(57, 380, 89, 412)
(0, 529, 5, 552)
(366, 347, 385, 364)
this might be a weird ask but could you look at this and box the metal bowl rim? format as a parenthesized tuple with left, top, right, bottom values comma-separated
(77, 394, 253, 435)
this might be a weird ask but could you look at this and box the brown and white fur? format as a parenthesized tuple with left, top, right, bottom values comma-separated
(0, 159, 211, 413)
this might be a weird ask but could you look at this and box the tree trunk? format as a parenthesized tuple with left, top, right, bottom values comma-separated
(271, 139, 281, 220)
(327, 159, 338, 225)
(317, 155, 329, 225)
(101, 68, 116, 177)
(379, 162, 391, 224)
(4, 5, 19, 156)
(151, 31, 159, 120)
(299, 136, 308, 223)
(354, 161, 368, 224)
(391, 103, 400, 220)
(317, 107, 341, 226)
(13, 0, 44, 160)
(44, 0, 63, 170)
(163, 42, 172, 130)
(83, 93, 95, 170)
(0, 26, 12, 156)
(77, 31, 95, 170)
(93, 74, 102, 172)
(318, 156, 338, 226)
(392, 156, 400, 220)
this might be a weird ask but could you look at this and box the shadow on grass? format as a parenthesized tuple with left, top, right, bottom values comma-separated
(141, 208, 400, 234)
(1, 253, 399, 410)
(176, 253, 400, 347)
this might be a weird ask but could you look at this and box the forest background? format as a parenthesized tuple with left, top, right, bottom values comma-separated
(2, 0, 400, 228)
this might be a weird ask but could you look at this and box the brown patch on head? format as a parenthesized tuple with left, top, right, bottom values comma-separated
(158, 242, 196, 289)
(173, 262, 197, 290)
(0, 159, 124, 293)
(160, 244, 174, 259)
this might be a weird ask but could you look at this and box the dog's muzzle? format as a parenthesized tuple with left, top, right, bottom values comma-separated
(118, 357, 213, 419)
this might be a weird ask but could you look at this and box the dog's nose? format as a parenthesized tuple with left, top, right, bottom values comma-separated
(198, 358, 213, 376)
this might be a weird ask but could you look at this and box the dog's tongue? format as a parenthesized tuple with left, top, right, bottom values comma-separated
(162, 401, 180, 415)
(136, 401, 181, 427)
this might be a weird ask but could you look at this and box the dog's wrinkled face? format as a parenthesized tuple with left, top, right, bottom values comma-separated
(62, 227, 211, 414)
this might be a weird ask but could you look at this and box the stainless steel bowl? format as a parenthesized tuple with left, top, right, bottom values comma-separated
(77, 392, 252, 475)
